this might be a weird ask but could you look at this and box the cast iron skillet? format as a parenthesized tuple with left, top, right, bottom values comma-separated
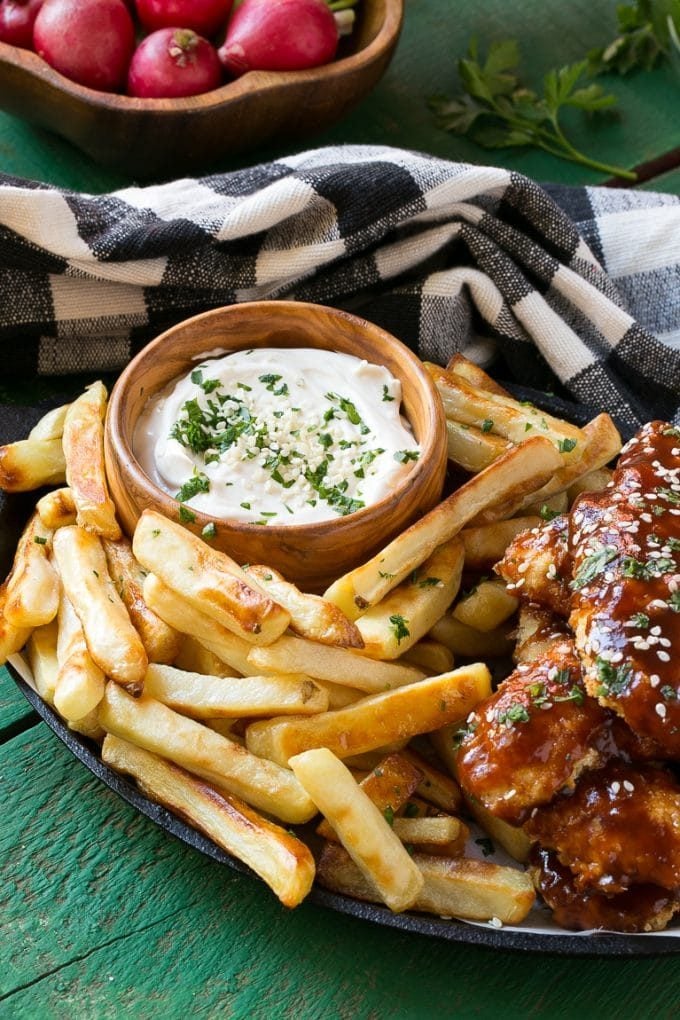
(4, 392, 679, 956)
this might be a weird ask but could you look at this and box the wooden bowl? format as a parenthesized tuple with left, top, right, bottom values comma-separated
(104, 300, 447, 591)
(0, 0, 403, 179)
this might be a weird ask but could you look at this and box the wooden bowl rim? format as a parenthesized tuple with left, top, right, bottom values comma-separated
(0, 0, 403, 114)
(106, 299, 446, 540)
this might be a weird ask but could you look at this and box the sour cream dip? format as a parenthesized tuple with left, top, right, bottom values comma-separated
(134, 347, 421, 526)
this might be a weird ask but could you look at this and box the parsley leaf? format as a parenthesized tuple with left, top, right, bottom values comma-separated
(571, 544, 617, 590)
(388, 614, 410, 645)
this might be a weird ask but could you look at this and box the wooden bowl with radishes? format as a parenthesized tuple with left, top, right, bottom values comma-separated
(0, 0, 403, 179)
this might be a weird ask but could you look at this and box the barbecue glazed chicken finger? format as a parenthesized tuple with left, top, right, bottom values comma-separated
(496, 514, 571, 616)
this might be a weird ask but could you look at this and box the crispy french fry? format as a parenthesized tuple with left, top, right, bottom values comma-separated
(143, 574, 255, 675)
(205, 718, 242, 740)
(290, 748, 424, 913)
(460, 517, 541, 571)
(313, 678, 365, 709)
(4, 513, 59, 628)
(317, 843, 535, 924)
(53, 526, 147, 693)
(452, 579, 519, 633)
(36, 487, 77, 529)
(174, 636, 241, 678)
(246, 663, 492, 767)
(567, 466, 613, 503)
(355, 540, 465, 659)
(446, 419, 512, 473)
(133, 510, 289, 645)
(28, 402, 69, 441)
(246, 633, 425, 695)
(54, 590, 106, 723)
(26, 618, 59, 706)
(324, 437, 563, 618)
(425, 362, 583, 455)
(446, 354, 511, 397)
(392, 815, 469, 857)
(63, 381, 121, 539)
(143, 662, 329, 718)
(316, 751, 423, 841)
(399, 748, 463, 813)
(0, 583, 32, 665)
(103, 537, 181, 665)
(521, 490, 568, 519)
(244, 564, 363, 649)
(429, 615, 514, 659)
(402, 639, 454, 676)
(98, 682, 316, 824)
(0, 437, 66, 492)
(102, 735, 315, 908)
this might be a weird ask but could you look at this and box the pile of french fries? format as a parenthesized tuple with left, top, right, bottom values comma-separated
(0, 355, 621, 924)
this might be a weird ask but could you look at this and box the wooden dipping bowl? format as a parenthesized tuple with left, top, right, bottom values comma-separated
(104, 300, 447, 592)
(0, 0, 403, 179)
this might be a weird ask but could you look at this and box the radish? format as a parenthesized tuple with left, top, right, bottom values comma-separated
(135, 0, 233, 39)
(128, 28, 222, 98)
(218, 0, 339, 77)
(0, 0, 43, 48)
(33, 0, 135, 91)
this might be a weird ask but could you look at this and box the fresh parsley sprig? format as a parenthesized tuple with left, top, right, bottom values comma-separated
(588, 0, 680, 75)
(429, 39, 637, 181)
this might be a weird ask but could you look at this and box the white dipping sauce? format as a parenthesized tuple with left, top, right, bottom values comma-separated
(134, 348, 421, 526)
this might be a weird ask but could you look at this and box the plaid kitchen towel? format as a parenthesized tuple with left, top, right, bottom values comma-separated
(0, 144, 678, 429)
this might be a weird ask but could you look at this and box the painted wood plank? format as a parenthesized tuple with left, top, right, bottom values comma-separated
(0, 666, 36, 738)
(640, 167, 680, 195)
(2, 724, 680, 1018)
(1, 0, 680, 189)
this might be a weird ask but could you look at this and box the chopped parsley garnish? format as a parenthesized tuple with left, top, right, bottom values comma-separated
(33, 535, 47, 545)
(201, 522, 217, 540)
(663, 426, 680, 438)
(630, 612, 650, 629)
(403, 802, 420, 818)
(418, 576, 442, 588)
(240, 502, 251, 510)
(669, 591, 680, 613)
(553, 686, 585, 706)
(571, 544, 617, 591)
(325, 392, 370, 434)
(383, 806, 395, 827)
(394, 449, 420, 464)
(660, 685, 677, 701)
(497, 702, 530, 726)
(540, 504, 561, 522)
(481, 419, 494, 433)
(378, 570, 395, 580)
(388, 614, 410, 644)
(175, 471, 210, 503)
(382, 385, 394, 402)
(557, 437, 577, 454)
(178, 505, 196, 524)
(553, 668, 571, 685)
(304, 459, 365, 517)
(657, 486, 680, 505)
(595, 657, 632, 698)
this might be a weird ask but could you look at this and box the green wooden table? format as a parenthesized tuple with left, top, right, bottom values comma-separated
(2, 2, 680, 1016)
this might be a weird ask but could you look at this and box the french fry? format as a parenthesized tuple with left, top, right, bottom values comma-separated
(28, 402, 69, 441)
(452, 579, 519, 633)
(521, 490, 568, 519)
(68, 708, 105, 742)
(460, 517, 541, 571)
(392, 815, 469, 857)
(36, 487, 77, 529)
(0, 583, 32, 665)
(246, 633, 426, 694)
(205, 718, 242, 740)
(402, 639, 454, 676)
(399, 748, 463, 813)
(54, 590, 106, 723)
(143, 574, 255, 675)
(324, 437, 563, 618)
(62, 381, 121, 539)
(98, 682, 316, 824)
(313, 678, 365, 709)
(53, 526, 147, 693)
(446, 354, 511, 397)
(133, 510, 289, 645)
(355, 539, 465, 659)
(424, 362, 583, 455)
(174, 636, 241, 678)
(142, 662, 329, 718)
(102, 735, 315, 908)
(316, 751, 423, 841)
(446, 419, 512, 473)
(290, 748, 424, 913)
(0, 437, 66, 492)
(4, 513, 59, 628)
(567, 466, 613, 503)
(429, 615, 514, 659)
(26, 618, 59, 706)
(244, 564, 363, 648)
(317, 843, 535, 924)
(246, 663, 492, 767)
(103, 537, 181, 665)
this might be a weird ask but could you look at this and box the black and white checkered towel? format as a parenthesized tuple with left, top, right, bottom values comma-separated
(0, 144, 678, 428)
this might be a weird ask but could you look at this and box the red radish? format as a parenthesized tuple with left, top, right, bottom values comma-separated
(218, 0, 338, 76)
(135, 0, 233, 38)
(33, 0, 135, 91)
(0, 0, 43, 48)
(128, 28, 222, 98)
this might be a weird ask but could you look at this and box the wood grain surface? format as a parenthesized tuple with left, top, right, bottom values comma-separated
(3, 0, 680, 1016)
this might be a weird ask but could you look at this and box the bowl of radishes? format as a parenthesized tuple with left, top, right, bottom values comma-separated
(0, 0, 403, 178)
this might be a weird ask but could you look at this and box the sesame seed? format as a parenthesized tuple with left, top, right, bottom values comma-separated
(656, 703, 667, 719)
(610, 781, 621, 794)
(657, 650, 671, 662)
(623, 780, 635, 792)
